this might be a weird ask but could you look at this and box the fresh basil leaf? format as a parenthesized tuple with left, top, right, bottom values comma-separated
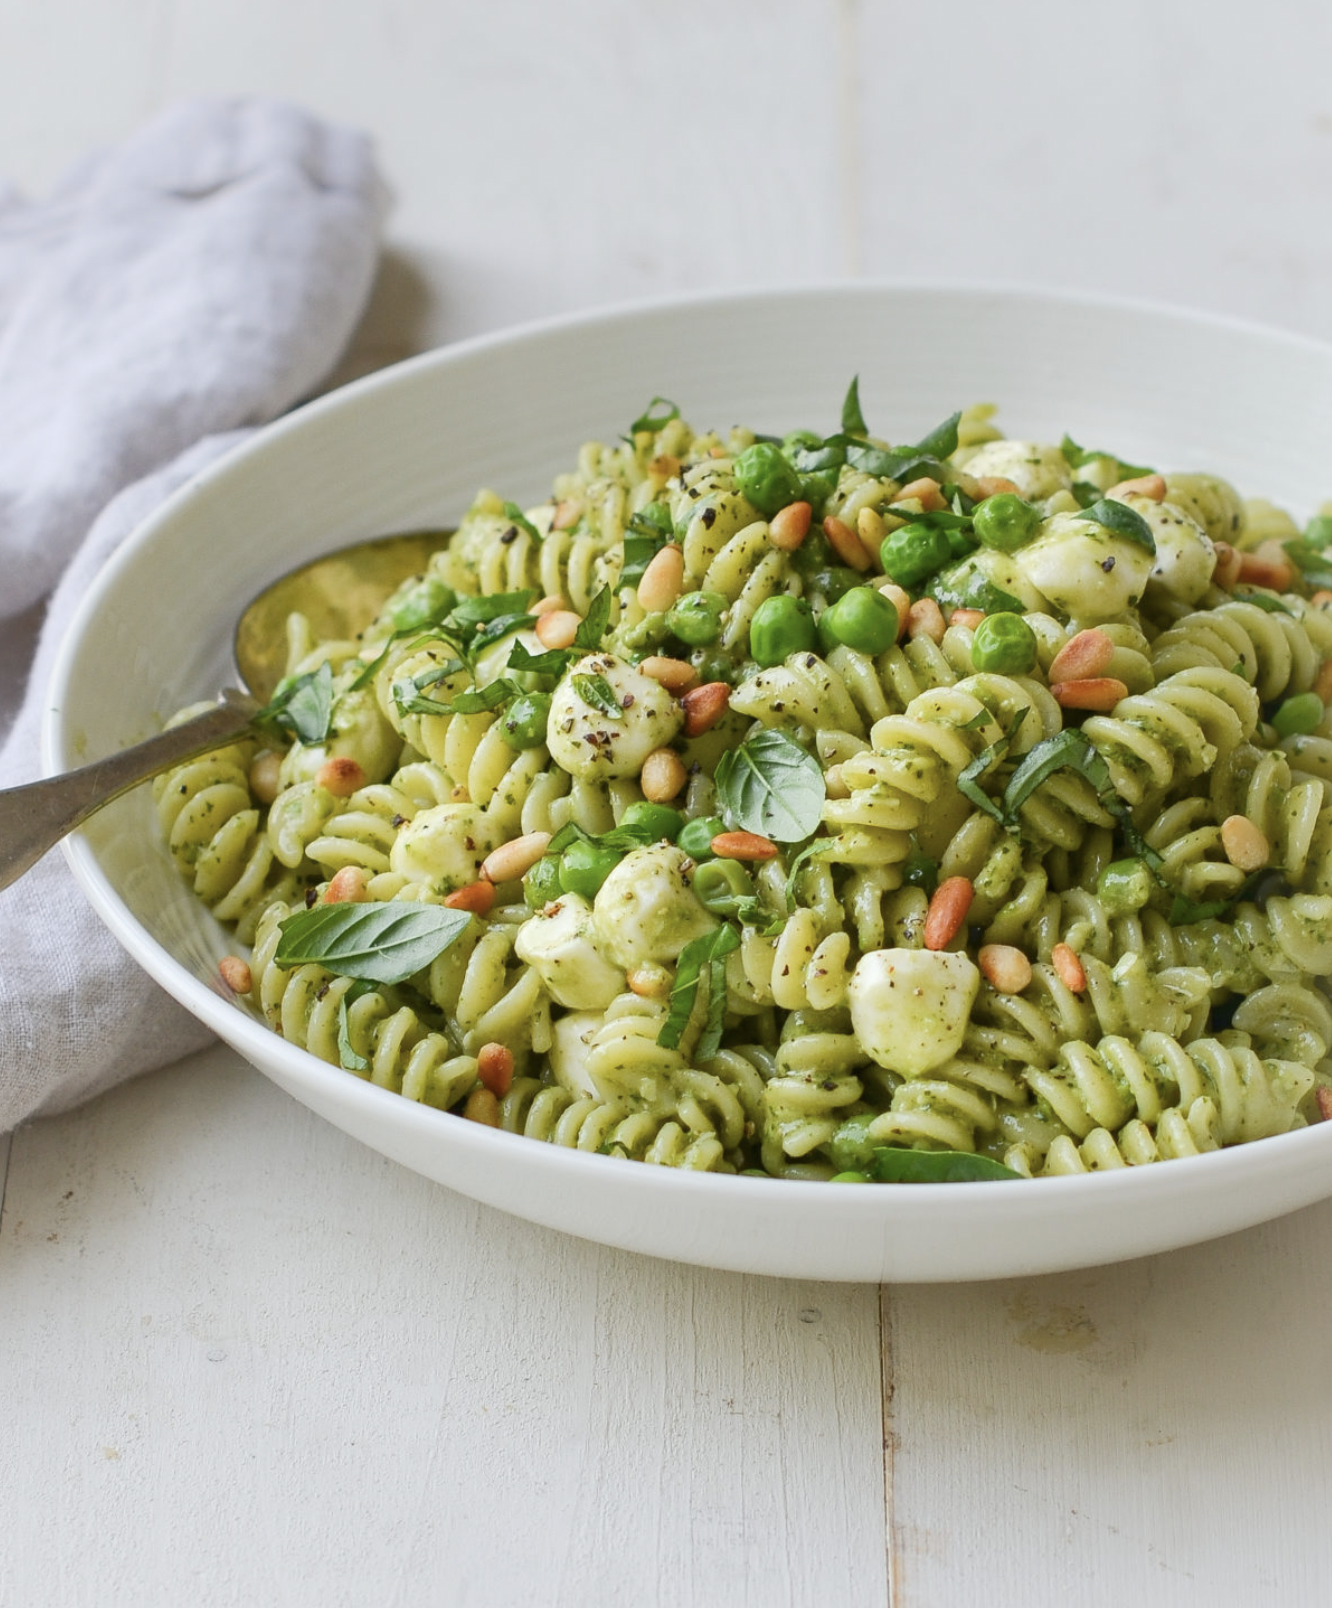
(841, 376, 868, 436)
(447, 590, 538, 628)
(902, 844, 939, 893)
(787, 436, 847, 476)
(869, 1147, 1021, 1183)
(1232, 590, 1293, 614)
(912, 411, 962, 462)
(629, 396, 680, 435)
(927, 561, 1024, 616)
(1080, 498, 1156, 554)
(507, 640, 574, 677)
(469, 613, 537, 656)
(657, 924, 740, 1056)
(621, 509, 673, 588)
(392, 674, 514, 718)
(501, 502, 543, 543)
(252, 660, 335, 746)
(784, 838, 834, 908)
(714, 729, 826, 843)
(1071, 480, 1103, 509)
(547, 819, 660, 856)
(1059, 433, 1152, 481)
(1168, 869, 1269, 925)
(1304, 515, 1332, 548)
(275, 903, 473, 985)
(571, 672, 623, 721)
(957, 745, 1007, 824)
(892, 506, 975, 531)
(574, 586, 612, 650)
(1002, 729, 1104, 822)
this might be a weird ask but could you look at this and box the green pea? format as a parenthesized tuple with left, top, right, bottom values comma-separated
(388, 575, 456, 632)
(972, 493, 1040, 553)
(499, 691, 551, 751)
(621, 801, 684, 842)
(1097, 857, 1151, 916)
(970, 613, 1037, 675)
(678, 816, 726, 859)
(1272, 691, 1325, 738)
(524, 855, 563, 909)
(689, 648, 736, 686)
(749, 594, 817, 666)
(808, 566, 862, 605)
(829, 1111, 878, 1174)
(667, 590, 727, 646)
(790, 529, 835, 577)
(559, 838, 622, 899)
(878, 522, 953, 588)
(733, 442, 805, 519)
(819, 586, 899, 654)
(693, 857, 755, 916)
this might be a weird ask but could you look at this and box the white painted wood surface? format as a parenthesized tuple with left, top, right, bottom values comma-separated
(5, 1, 1332, 1602)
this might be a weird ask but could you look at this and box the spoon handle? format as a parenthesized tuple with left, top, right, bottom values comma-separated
(0, 690, 258, 893)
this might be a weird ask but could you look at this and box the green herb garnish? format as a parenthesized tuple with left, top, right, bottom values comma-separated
(869, 1147, 1021, 1183)
(252, 660, 335, 746)
(714, 729, 826, 844)
(571, 673, 623, 721)
(501, 502, 543, 543)
(1079, 498, 1156, 554)
(657, 925, 740, 1060)
(275, 903, 472, 986)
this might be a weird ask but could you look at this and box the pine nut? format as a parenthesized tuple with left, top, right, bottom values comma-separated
(535, 609, 581, 649)
(462, 1088, 500, 1126)
(1109, 473, 1167, 501)
(639, 656, 698, 694)
(1316, 660, 1332, 704)
(325, 867, 369, 904)
(481, 831, 552, 884)
(907, 597, 946, 645)
(627, 965, 672, 999)
(445, 879, 497, 916)
(218, 956, 252, 994)
(823, 515, 875, 572)
(1220, 814, 1270, 872)
(641, 747, 687, 802)
(711, 830, 779, 861)
(650, 453, 682, 479)
(1236, 545, 1294, 592)
(248, 750, 282, 805)
(316, 756, 365, 798)
(1317, 1086, 1332, 1123)
(949, 608, 985, 631)
(857, 506, 886, 549)
(1051, 677, 1127, 712)
(1051, 943, 1087, 992)
(552, 498, 582, 530)
(681, 681, 730, 737)
(637, 543, 685, 612)
(924, 876, 974, 951)
(978, 943, 1033, 994)
(1312, 591, 1332, 609)
(531, 593, 566, 616)
(1048, 628, 1115, 684)
(973, 476, 1021, 500)
(878, 583, 910, 640)
(824, 763, 849, 800)
(1212, 541, 1242, 590)
(768, 501, 813, 552)
(476, 1042, 515, 1098)
(892, 477, 948, 512)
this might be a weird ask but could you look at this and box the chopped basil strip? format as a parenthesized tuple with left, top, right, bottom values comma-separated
(657, 924, 740, 1058)
(275, 903, 473, 986)
(574, 586, 613, 650)
(1232, 590, 1293, 614)
(621, 507, 673, 587)
(715, 729, 826, 843)
(1079, 497, 1156, 554)
(869, 1147, 1021, 1183)
(629, 396, 680, 435)
(841, 375, 868, 436)
(784, 838, 835, 908)
(571, 672, 623, 721)
(501, 502, 543, 542)
(252, 660, 335, 746)
(1059, 433, 1152, 482)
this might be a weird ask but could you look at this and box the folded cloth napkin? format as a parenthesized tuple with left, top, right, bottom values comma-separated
(0, 99, 386, 1132)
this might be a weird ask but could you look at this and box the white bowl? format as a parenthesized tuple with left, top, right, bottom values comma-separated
(45, 284, 1332, 1282)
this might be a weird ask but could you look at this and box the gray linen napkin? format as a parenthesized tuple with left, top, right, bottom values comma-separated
(0, 100, 386, 1131)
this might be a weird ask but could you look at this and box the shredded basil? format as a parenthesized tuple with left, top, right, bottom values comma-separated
(252, 660, 335, 746)
(621, 507, 673, 588)
(547, 820, 659, 856)
(506, 640, 575, 677)
(571, 672, 623, 721)
(574, 587, 612, 650)
(501, 502, 543, 543)
(275, 903, 472, 985)
(928, 561, 1024, 616)
(784, 838, 834, 908)
(1079, 497, 1156, 554)
(1059, 433, 1153, 482)
(841, 375, 868, 436)
(715, 729, 826, 843)
(1232, 590, 1293, 615)
(869, 1147, 1021, 1183)
(629, 397, 680, 435)
(657, 925, 740, 1059)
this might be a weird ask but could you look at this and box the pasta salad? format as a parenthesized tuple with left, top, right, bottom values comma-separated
(162, 386, 1332, 1183)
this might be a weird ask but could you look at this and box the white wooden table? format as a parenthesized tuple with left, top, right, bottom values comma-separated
(5, 4, 1332, 1602)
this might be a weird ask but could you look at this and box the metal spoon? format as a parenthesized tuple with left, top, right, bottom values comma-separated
(0, 530, 453, 892)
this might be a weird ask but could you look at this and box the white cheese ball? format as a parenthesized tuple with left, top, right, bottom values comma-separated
(592, 844, 717, 970)
(1015, 511, 1154, 622)
(388, 803, 503, 892)
(546, 653, 684, 780)
(514, 893, 625, 1010)
(1120, 493, 1216, 604)
(848, 948, 980, 1078)
(962, 440, 1072, 504)
(547, 1010, 602, 1099)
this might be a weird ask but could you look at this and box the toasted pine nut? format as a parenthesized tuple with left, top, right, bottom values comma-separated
(878, 583, 910, 640)
(892, 477, 948, 512)
(1051, 943, 1087, 992)
(449, 783, 471, 803)
(978, 943, 1033, 994)
(535, 609, 581, 650)
(1220, 814, 1270, 872)
(445, 879, 497, 916)
(857, 506, 887, 549)
(1313, 590, 1332, 609)
(462, 1088, 500, 1127)
(1051, 677, 1128, 712)
(1048, 627, 1116, 684)
(1212, 540, 1242, 590)
(973, 475, 1021, 500)
(823, 763, 849, 800)
(768, 501, 813, 552)
(907, 597, 946, 645)
(637, 543, 685, 613)
(316, 756, 365, 798)
(823, 515, 875, 572)
(681, 681, 730, 737)
(924, 876, 974, 951)
(1109, 473, 1167, 502)
(627, 964, 672, 999)
(709, 444, 728, 458)
(551, 498, 582, 530)
(476, 1042, 515, 1098)
(712, 830, 779, 862)
(481, 831, 552, 884)
(1316, 660, 1332, 704)
(949, 608, 985, 631)
(638, 655, 698, 694)
(1317, 1086, 1332, 1123)
(531, 593, 565, 616)
(641, 747, 687, 803)
(248, 750, 282, 805)
(218, 956, 252, 995)
(325, 866, 369, 905)
(650, 453, 682, 479)
(1236, 548, 1294, 592)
